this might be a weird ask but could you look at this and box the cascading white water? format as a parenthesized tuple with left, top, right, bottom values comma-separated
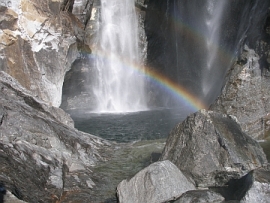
(93, 0, 147, 113)
(202, 0, 228, 96)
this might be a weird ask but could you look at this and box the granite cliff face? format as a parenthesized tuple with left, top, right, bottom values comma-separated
(0, 0, 81, 107)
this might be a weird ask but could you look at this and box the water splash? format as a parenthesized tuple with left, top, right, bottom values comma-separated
(93, 0, 147, 113)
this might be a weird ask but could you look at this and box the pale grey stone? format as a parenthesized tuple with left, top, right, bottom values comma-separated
(240, 166, 270, 203)
(117, 160, 195, 203)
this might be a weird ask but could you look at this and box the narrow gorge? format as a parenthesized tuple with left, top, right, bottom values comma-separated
(0, 0, 270, 202)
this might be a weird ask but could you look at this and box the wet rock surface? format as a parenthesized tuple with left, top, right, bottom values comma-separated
(0, 71, 114, 202)
(161, 109, 267, 188)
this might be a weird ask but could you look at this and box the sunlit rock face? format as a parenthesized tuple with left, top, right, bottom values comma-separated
(72, 0, 94, 27)
(0, 0, 80, 107)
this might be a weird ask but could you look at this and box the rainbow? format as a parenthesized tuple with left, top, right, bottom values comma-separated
(143, 67, 207, 111)
(89, 47, 207, 111)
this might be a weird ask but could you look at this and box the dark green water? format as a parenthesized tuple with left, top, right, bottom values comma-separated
(68, 107, 193, 143)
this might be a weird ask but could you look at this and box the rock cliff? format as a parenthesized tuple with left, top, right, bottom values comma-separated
(0, 0, 82, 107)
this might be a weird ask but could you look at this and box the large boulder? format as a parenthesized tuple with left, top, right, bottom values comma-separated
(0, 71, 114, 202)
(117, 160, 195, 203)
(161, 109, 267, 188)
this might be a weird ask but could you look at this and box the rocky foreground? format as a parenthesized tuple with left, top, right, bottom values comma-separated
(117, 110, 270, 203)
(0, 71, 116, 202)
(3, 66, 270, 203)
(0, 71, 270, 203)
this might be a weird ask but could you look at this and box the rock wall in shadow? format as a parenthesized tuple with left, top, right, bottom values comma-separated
(144, 0, 270, 108)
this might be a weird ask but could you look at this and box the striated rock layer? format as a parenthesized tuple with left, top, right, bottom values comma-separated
(0, 71, 114, 202)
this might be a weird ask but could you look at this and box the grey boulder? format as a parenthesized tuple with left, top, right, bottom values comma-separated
(161, 109, 267, 187)
(117, 160, 195, 203)
(240, 165, 270, 203)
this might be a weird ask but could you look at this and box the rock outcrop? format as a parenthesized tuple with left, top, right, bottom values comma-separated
(0, 0, 82, 107)
(240, 165, 270, 203)
(161, 109, 267, 188)
(210, 45, 270, 139)
(0, 71, 114, 202)
(117, 160, 195, 203)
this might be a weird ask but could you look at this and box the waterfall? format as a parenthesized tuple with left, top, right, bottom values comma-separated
(92, 0, 147, 113)
(202, 0, 228, 96)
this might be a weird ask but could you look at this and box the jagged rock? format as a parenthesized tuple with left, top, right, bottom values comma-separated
(173, 190, 224, 203)
(0, 71, 114, 202)
(210, 45, 270, 139)
(117, 160, 195, 203)
(161, 109, 267, 188)
(240, 165, 270, 203)
(0, 0, 83, 107)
